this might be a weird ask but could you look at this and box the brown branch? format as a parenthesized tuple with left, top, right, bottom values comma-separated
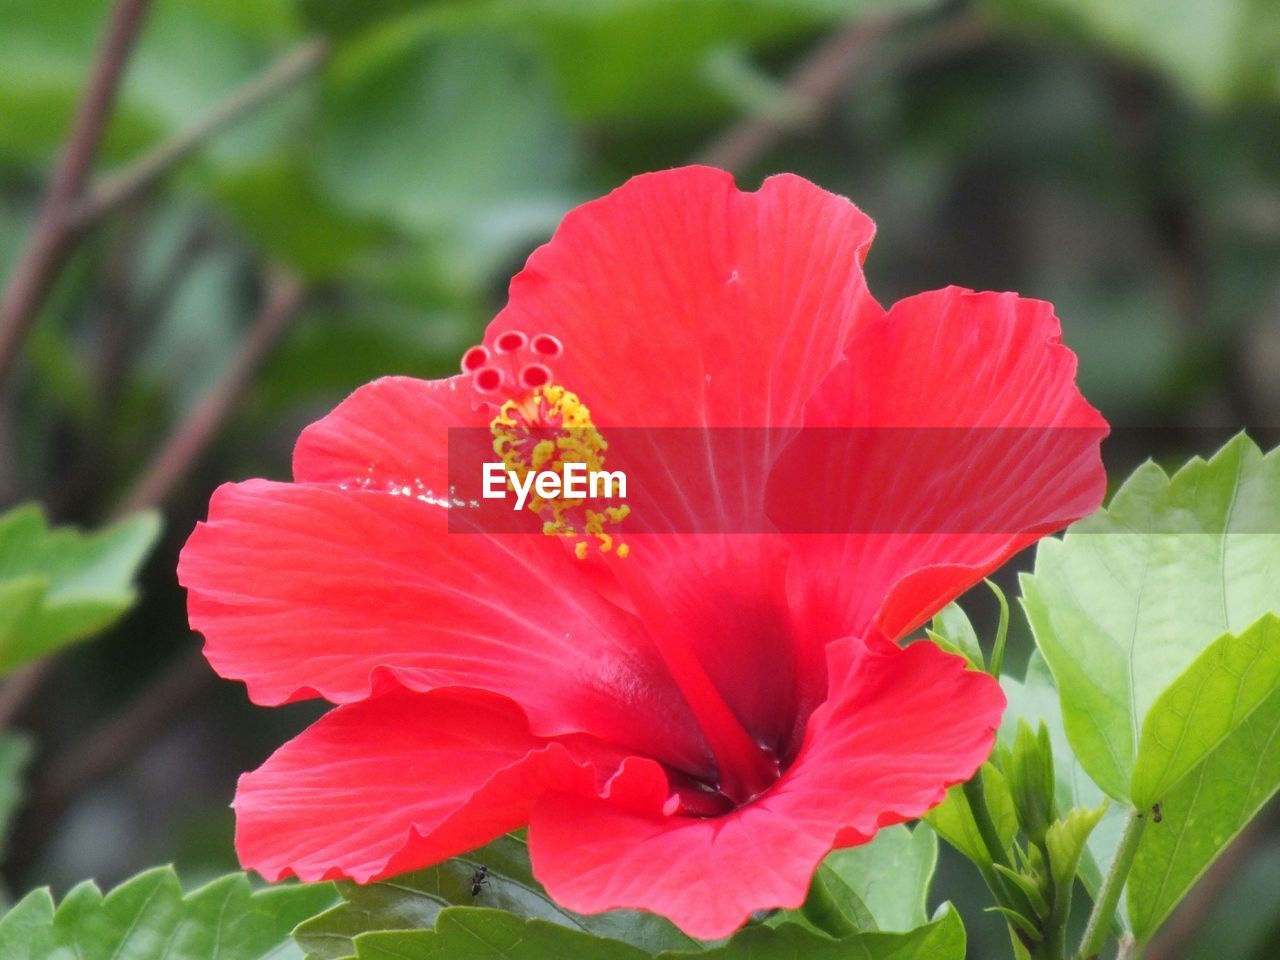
(73, 38, 330, 229)
(696, 13, 895, 172)
(697, 10, 994, 174)
(115, 269, 306, 516)
(0, 270, 303, 736)
(0, 0, 153, 392)
(0, 27, 327, 395)
(0, 40, 318, 747)
(0, 663, 53, 729)
(98, 219, 210, 408)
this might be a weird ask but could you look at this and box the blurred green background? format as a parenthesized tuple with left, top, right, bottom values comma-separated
(1, 1, 1277, 957)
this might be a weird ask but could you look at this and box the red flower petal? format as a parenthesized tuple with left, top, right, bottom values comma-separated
(767, 287, 1107, 659)
(528, 639, 1003, 940)
(292, 374, 485, 490)
(604, 537, 811, 769)
(234, 685, 670, 883)
(179, 480, 712, 775)
(488, 166, 881, 431)
(474, 167, 883, 761)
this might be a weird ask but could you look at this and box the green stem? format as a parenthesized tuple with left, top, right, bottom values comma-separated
(962, 774, 1036, 921)
(964, 774, 1014, 871)
(1075, 808, 1147, 960)
(1038, 923, 1068, 960)
(1038, 838, 1069, 960)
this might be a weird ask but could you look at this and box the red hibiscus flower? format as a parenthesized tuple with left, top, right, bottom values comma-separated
(178, 166, 1107, 939)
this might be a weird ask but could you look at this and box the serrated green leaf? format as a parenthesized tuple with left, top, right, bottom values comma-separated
(1132, 613, 1280, 809)
(1046, 805, 1108, 886)
(1043, 802, 1106, 931)
(1021, 434, 1280, 803)
(820, 825, 938, 933)
(294, 834, 700, 960)
(351, 903, 966, 960)
(0, 504, 161, 673)
(0, 866, 336, 960)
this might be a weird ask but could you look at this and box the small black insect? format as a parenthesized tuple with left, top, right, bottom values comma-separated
(470, 864, 490, 897)
(1152, 802, 1164, 824)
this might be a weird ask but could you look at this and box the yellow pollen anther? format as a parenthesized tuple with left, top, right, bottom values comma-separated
(489, 383, 630, 559)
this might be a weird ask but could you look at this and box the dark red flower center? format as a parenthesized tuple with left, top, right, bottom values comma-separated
(463, 330, 789, 811)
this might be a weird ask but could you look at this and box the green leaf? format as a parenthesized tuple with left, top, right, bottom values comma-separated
(985, 906, 1041, 943)
(313, 28, 578, 237)
(0, 0, 137, 165)
(986, 579, 1010, 679)
(687, 906, 966, 960)
(795, 863, 877, 935)
(0, 867, 336, 960)
(928, 602, 984, 670)
(820, 825, 938, 932)
(1132, 613, 1280, 808)
(0, 503, 161, 674)
(991, 865, 1050, 920)
(924, 763, 1017, 867)
(251, 302, 468, 418)
(351, 904, 967, 960)
(1043, 802, 1106, 929)
(210, 158, 387, 280)
(335, 1, 929, 126)
(1046, 805, 1105, 896)
(353, 909, 649, 960)
(983, 0, 1280, 106)
(298, 0, 420, 37)
(303, 832, 956, 960)
(294, 834, 700, 960)
(1126, 621, 1280, 939)
(1021, 434, 1280, 803)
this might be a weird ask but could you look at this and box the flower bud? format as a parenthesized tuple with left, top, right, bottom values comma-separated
(1006, 720, 1057, 845)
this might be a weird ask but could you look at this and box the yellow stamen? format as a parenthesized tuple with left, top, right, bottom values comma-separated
(490, 383, 630, 559)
